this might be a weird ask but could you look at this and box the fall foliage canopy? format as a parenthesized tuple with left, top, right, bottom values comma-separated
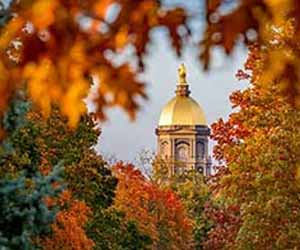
(0, 0, 189, 127)
(113, 162, 194, 250)
(204, 43, 300, 250)
(40, 190, 94, 250)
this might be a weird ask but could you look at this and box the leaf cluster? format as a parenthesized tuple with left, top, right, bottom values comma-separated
(0, 0, 189, 127)
(202, 0, 300, 106)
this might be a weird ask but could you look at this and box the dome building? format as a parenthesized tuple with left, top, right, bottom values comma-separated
(155, 64, 211, 176)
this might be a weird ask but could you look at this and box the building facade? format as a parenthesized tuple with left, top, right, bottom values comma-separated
(155, 64, 211, 176)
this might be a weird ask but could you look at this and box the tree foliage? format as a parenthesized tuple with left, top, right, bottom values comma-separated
(0, 0, 189, 127)
(88, 208, 152, 250)
(0, 95, 63, 250)
(0, 95, 105, 249)
(153, 159, 212, 250)
(0, 167, 62, 250)
(64, 144, 149, 250)
(113, 162, 194, 250)
(205, 44, 300, 250)
(202, 0, 300, 106)
(39, 190, 94, 250)
(168, 171, 212, 250)
(27, 104, 153, 250)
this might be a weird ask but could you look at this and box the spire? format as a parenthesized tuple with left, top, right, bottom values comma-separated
(176, 63, 190, 97)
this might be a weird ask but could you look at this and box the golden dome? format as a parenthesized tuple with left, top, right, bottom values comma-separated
(158, 96, 206, 126)
(158, 64, 206, 126)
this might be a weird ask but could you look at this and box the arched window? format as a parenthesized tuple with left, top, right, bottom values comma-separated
(175, 142, 189, 174)
(177, 146, 188, 161)
(175, 141, 189, 162)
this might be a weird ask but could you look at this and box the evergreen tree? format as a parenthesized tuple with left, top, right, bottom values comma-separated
(0, 93, 63, 250)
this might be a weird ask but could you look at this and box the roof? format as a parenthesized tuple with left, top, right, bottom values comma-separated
(158, 95, 206, 126)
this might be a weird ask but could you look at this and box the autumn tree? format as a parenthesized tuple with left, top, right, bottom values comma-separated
(24, 103, 153, 250)
(152, 156, 212, 250)
(168, 171, 212, 250)
(43, 108, 153, 249)
(0, 94, 117, 249)
(39, 190, 94, 250)
(137, 149, 213, 249)
(66, 145, 151, 250)
(200, 2, 300, 248)
(204, 44, 300, 250)
(113, 162, 194, 250)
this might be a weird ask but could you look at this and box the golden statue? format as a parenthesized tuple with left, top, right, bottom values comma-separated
(178, 63, 187, 84)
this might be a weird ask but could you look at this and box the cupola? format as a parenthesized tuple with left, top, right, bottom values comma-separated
(158, 64, 206, 126)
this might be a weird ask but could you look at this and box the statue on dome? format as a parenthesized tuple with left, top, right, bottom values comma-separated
(178, 63, 187, 84)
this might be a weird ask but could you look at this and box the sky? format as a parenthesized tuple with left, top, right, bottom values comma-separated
(95, 28, 248, 163)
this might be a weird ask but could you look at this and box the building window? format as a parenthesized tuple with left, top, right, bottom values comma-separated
(196, 141, 205, 159)
(174, 141, 189, 174)
(175, 142, 189, 161)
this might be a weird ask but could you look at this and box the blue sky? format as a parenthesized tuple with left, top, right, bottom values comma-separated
(95, 27, 248, 162)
